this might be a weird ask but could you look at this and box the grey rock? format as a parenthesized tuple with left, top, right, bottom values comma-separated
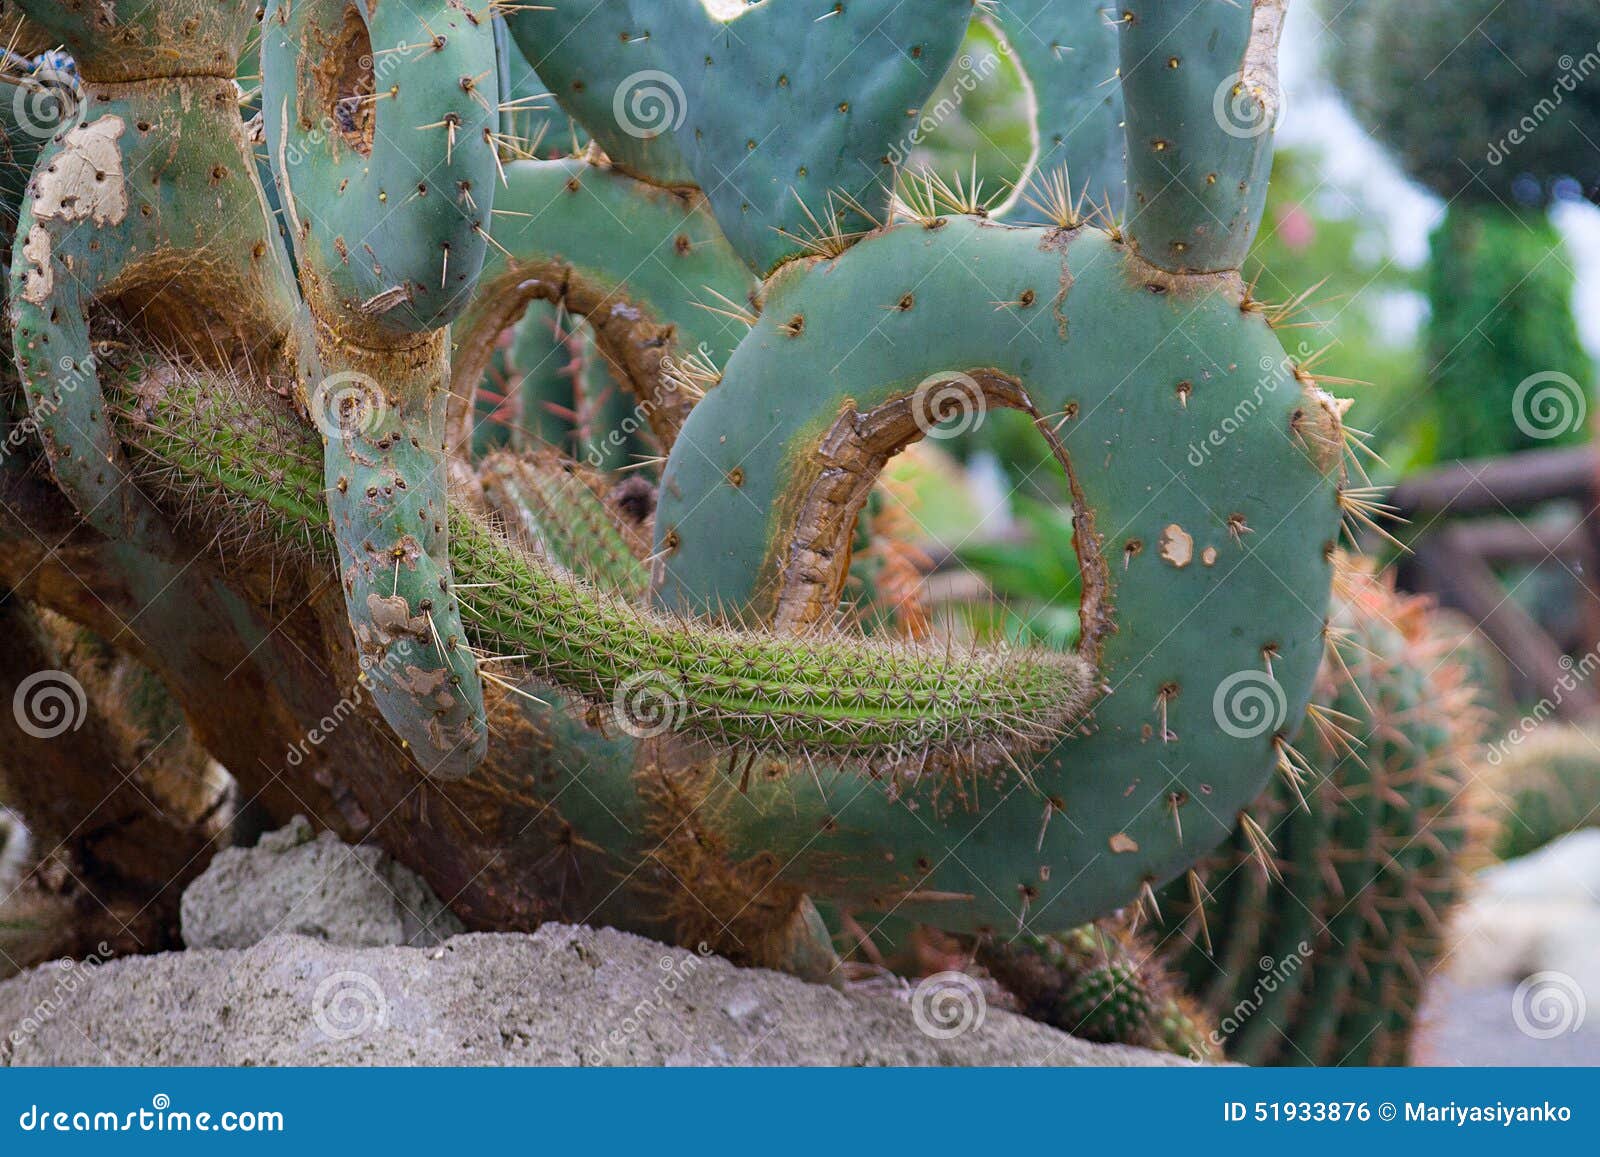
(0, 927, 1200, 1066)
(179, 816, 463, 951)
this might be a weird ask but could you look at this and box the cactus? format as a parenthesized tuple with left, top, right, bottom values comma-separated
(506, 0, 977, 274)
(1480, 726, 1600, 862)
(980, 920, 1218, 1060)
(0, 0, 1371, 1010)
(984, 1, 1126, 222)
(1159, 561, 1490, 1066)
(104, 354, 1091, 769)
(9, 0, 305, 552)
(258, 0, 501, 779)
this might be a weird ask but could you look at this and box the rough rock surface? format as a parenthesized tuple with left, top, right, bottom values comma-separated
(0, 820, 1197, 1066)
(180, 815, 463, 950)
(0, 927, 1199, 1066)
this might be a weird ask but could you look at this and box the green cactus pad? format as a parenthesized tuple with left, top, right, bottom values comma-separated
(650, 213, 1344, 937)
(987, 1, 1126, 223)
(454, 156, 756, 456)
(1121, 0, 1285, 272)
(8, 0, 306, 549)
(509, 0, 977, 274)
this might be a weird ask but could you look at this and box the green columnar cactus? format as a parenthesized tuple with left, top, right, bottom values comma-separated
(8, 0, 306, 551)
(1482, 726, 1600, 861)
(104, 356, 1092, 769)
(261, 0, 502, 779)
(507, 0, 978, 273)
(481, 446, 651, 603)
(1161, 561, 1488, 1066)
(985, 1, 1126, 222)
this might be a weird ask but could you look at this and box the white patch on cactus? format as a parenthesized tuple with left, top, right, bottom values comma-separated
(1159, 523, 1194, 568)
(32, 115, 129, 227)
(20, 225, 53, 305)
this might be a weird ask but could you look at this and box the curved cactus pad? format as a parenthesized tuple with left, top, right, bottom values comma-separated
(650, 213, 1345, 935)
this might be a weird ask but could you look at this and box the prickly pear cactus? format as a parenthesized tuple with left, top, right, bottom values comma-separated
(9, 0, 306, 551)
(260, 0, 502, 779)
(1162, 560, 1490, 1066)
